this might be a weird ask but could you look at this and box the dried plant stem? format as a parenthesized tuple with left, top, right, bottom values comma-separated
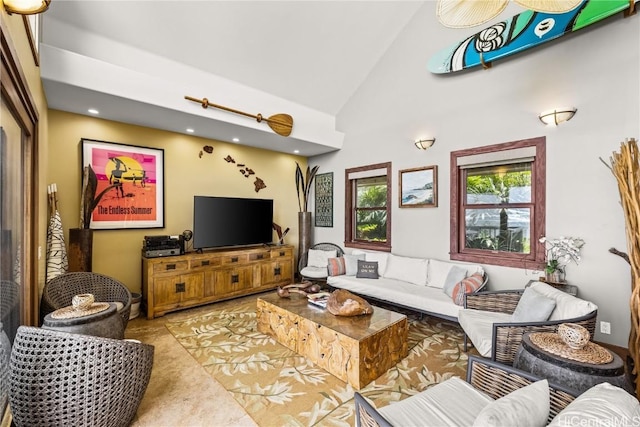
(604, 137, 640, 397)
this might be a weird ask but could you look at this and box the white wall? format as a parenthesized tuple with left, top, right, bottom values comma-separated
(310, 3, 640, 347)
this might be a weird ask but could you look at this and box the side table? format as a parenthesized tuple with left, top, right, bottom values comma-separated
(43, 302, 124, 339)
(514, 332, 632, 394)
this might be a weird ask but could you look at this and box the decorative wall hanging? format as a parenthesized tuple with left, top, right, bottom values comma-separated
(223, 154, 266, 192)
(81, 138, 165, 229)
(399, 166, 438, 208)
(315, 172, 333, 227)
(429, 0, 637, 74)
(199, 145, 214, 158)
(185, 95, 293, 137)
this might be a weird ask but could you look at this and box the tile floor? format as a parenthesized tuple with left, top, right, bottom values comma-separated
(127, 294, 262, 427)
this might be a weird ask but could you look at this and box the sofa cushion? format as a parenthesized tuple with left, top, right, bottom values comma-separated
(383, 254, 428, 286)
(307, 249, 337, 268)
(511, 287, 556, 322)
(428, 259, 455, 288)
(442, 265, 468, 295)
(379, 377, 492, 426)
(548, 382, 640, 427)
(300, 266, 328, 279)
(458, 309, 513, 357)
(352, 250, 390, 276)
(451, 273, 485, 306)
(472, 379, 549, 427)
(327, 257, 345, 276)
(343, 254, 365, 276)
(356, 260, 379, 279)
(529, 281, 597, 321)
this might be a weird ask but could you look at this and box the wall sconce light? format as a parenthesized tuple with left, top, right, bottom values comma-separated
(415, 138, 436, 150)
(538, 107, 577, 126)
(3, 0, 51, 14)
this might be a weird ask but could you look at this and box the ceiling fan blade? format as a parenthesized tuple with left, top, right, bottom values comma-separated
(437, 0, 509, 28)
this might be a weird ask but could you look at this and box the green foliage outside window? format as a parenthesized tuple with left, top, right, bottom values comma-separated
(355, 180, 387, 242)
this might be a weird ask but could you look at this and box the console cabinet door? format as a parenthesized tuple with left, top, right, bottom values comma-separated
(154, 272, 204, 307)
(260, 261, 293, 287)
(214, 266, 253, 295)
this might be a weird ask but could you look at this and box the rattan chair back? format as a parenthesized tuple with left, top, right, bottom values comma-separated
(9, 326, 154, 427)
(298, 242, 345, 275)
(40, 272, 132, 329)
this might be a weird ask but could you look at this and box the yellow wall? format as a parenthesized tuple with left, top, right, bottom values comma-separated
(47, 110, 306, 292)
(1, 11, 50, 294)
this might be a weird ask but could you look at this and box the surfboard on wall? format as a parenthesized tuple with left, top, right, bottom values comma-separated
(428, 0, 637, 74)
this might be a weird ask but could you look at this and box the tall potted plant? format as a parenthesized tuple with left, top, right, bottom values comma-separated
(295, 162, 318, 267)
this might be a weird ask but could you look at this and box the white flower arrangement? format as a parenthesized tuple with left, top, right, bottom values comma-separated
(539, 236, 585, 274)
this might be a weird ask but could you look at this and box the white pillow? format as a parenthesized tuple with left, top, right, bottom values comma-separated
(363, 251, 390, 276)
(428, 259, 455, 288)
(473, 379, 549, 427)
(307, 249, 337, 268)
(529, 281, 597, 321)
(548, 382, 640, 427)
(511, 287, 556, 322)
(442, 265, 468, 296)
(343, 253, 365, 276)
(383, 254, 428, 286)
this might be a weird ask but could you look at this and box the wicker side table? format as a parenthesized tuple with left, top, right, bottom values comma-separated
(514, 332, 632, 394)
(43, 302, 124, 339)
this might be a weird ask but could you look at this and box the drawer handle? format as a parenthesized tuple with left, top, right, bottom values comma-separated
(231, 257, 238, 263)
(231, 274, 239, 284)
(274, 267, 281, 276)
(257, 254, 264, 260)
(201, 260, 210, 266)
(279, 251, 285, 257)
(175, 282, 185, 293)
(166, 264, 176, 270)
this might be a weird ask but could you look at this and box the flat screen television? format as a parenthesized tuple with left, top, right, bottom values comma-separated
(193, 196, 274, 250)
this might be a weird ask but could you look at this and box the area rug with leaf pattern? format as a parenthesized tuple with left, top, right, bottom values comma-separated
(165, 297, 472, 427)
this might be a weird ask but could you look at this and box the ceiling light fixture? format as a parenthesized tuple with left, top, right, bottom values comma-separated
(415, 138, 436, 150)
(232, 137, 240, 142)
(186, 128, 194, 133)
(538, 107, 577, 126)
(3, 0, 51, 15)
(87, 108, 99, 115)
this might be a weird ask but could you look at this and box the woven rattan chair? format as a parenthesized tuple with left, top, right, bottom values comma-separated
(298, 242, 345, 282)
(9, 326, 154, 427)
(40, 272, 132, 329)
(354, 355, 578, 427)
(461, 288, 597, 364)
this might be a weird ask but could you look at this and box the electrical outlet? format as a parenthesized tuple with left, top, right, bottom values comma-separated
(600, 321, 611, 335)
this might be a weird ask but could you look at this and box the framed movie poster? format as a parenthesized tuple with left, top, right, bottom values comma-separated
(315, 172, 333, 227)
(81, 138, 164, 229)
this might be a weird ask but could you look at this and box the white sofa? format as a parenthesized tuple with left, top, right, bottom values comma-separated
(326, 250, 487, 322)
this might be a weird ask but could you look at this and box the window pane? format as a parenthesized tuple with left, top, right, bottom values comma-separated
(466, 163, 531, 205)
(465, 208, 530, 253)
(356, 209, 387, 241)
(356, 177, 387, 208)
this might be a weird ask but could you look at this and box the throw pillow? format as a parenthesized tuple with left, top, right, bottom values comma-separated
(307, 249, 337, 268)
(511, 287, 557, 322)
(442, 265, 468, 297)
(356, 260, 379, 279)
(383, 254, 428, 286)
(427, 259, 455, 288)
(451, 273, 485, 306)
(327, 257, 346, 276)
(344, 253, 365, 276)
(472, 379, 549, 427)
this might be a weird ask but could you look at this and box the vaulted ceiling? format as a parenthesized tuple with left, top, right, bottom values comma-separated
(41, 1, 426, 156)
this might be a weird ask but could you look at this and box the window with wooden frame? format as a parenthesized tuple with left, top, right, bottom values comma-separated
(450, 137, 546, 268)
(344, 162, 392, 252)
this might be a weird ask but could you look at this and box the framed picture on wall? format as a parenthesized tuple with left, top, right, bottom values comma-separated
(81, 138, 165, 229)
(399, 165, 438, 208)
(315, 172, 333, 227)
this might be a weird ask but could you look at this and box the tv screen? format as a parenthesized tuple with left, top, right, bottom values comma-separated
(193, 196, 274, 250)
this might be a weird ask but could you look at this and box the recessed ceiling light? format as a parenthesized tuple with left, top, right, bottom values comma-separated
(88, 108, 99, 115)
(232, 137, 240, 142)
(293, 150, 300, 154)
(186, 128, 194, 133)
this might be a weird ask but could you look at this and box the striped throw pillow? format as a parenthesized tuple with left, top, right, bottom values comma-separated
(327, 257, 346, 276)
(452, 273, 484, 306)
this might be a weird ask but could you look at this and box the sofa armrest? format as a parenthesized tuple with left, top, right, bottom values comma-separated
(464, 289, 523, 314)
(491, 310, 598, 364)
(466, 355, 578, 424)
(354, 392, 393, 427)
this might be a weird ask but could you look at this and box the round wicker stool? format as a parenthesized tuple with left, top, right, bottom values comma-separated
(514, 332, 632, 394)
(43, 302, 124, 339)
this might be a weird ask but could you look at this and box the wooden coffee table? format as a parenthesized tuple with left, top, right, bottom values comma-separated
(256, 292, 408, 389)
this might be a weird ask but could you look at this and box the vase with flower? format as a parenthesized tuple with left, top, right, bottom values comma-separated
(540, 236, 585, 283)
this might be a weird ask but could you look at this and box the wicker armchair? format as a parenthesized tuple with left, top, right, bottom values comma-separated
(298, 242, 345, 282)
(40, 272, 132, 329)
(461, 287, 598, 364)
(9, 326, 154, 427)
(354, 355, 578, 427)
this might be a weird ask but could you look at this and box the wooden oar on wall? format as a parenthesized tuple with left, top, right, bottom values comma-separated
(185, 95, 293, 137)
